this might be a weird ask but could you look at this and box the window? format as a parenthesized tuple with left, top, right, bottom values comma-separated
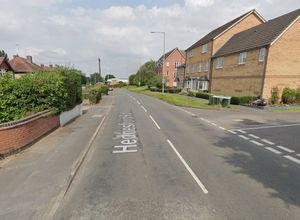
(205, 61, 209, 72)
(199, 81, 208, 91)
(191, 64, 195, 73)
(166, 62, 170, 67)
(198, 63, 202, 72)
(173, 72, 176, 78)
(259, 48, 266, 62)
(239, 52, 247, 64)
(201, 44, 208, 53)
(174, 61, 180, 68)
(216, 57, 224, 69)
(189, 49, 194, 57)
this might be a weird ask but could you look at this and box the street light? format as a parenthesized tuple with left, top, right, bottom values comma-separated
(150, 31, 165, 93)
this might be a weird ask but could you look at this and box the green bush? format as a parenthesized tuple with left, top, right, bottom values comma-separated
(188, 90, 196, 97)
(282, 88, 296, 104)
(149, 87, 181, 94)
(196, 92, 212, 100)
(100, 85, 109, 95)
(88, 88, 102, 104)
(0, 67, 82, 123)
(296, 89, 300, 103)
(230, 96, 256, 105)
(271, 88, 279, 105)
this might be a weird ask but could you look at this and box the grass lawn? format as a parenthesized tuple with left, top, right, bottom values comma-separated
(271, 107, 300, 112)
(127, 86, 217, 109)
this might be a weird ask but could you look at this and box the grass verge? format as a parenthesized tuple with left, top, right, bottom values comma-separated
(128, 86, 217, 109)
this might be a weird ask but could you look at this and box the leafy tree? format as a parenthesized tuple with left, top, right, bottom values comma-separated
(81, 73, 87, 85)
(0, 50, 8, 60)
(90, 72, 103, 85)
(105, 74, 116, 81)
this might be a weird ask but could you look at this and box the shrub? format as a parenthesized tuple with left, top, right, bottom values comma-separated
(188, 90, 196, 97)
(282, 88, 296, 104)
(100, 85, 109, 95)
(271, 88, 279, 105)
(230, 96, 256, 105)
(196, 92, 212, 100)
(0, 67, 82, 123)
(296, 89, 300, 103)
(88, 88, 102, 104)
(230, 97, 240, 105)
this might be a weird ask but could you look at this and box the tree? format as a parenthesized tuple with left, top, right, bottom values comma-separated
(90, 72, 103, 85)
(80, 73, 87, 85)
(0, 50, 8, 59)
(105, 74, 116, 81)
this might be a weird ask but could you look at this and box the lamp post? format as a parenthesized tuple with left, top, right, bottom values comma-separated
(150, 31, 165, 93)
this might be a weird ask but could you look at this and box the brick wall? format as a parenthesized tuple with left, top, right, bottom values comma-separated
(0, 111, 59, 157)
(263, 18, 300, 99)
(211, 48, 265, 96)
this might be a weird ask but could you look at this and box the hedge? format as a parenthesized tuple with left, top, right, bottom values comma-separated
(88, 87, 102, 104)
(149, 87, 182, 94)
(281, 88, 299, 104)
(230, 96, 257, 105)
(0, 67, 82, 123)
(195, 92, 213, 100)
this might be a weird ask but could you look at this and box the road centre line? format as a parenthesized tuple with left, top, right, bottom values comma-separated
(265, 147, 282, 154)
(248, 134, 260, 139)
(136, 101, 141, 105)
(232, 123, 300, 131)
(238, 130, 247, 134)
(284, 155, 300, 165)
(141, 106, 148, 112)
(239, 135, 250, 140)
(261, 139, 275, 145)
(149, 115, 161, 130)
(251, 140, 264, 146)
(167, 139, 208, 194)
(228, 130, 237, 134)
(276, 146, 295, 153)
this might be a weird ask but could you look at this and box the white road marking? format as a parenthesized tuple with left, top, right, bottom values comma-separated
(167, 139, 208, 194)
(248, 134, 260, 139)
(200, 117, 205, 121)
(251, 140, 264, 146)
(239, 135, 250, 140)
(211, 123, 217, 126)
(238, 130, 247, 134)
(276, 146, 295, 153)
(218, 126, 226, 130)
(92, 114, 102, 118)
(265, 147, 282, 154)
(136, 101, 141, 105)
(297, 154, 300, 157)
(149, 115, 161, 130)
(141, 106, 148, 113)
(233, 123, 300, 131)
(261, 139, 275, 145)
(284, 155, 300, 165)
(228, 130, 237, 134)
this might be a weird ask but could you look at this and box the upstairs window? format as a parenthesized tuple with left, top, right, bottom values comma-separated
(189, 49, 194, 57)
(205, 61, 209, 72)
(259, 48, 266, 62)
(201, 44, 208, 53)
(239, 52, 247, 64)
(174, 61, 180, 68)
(216, 57, 224, 69)
(166, 62, 170, 67)
(198, 63, 202, 72)
(191, 64, 195, 73)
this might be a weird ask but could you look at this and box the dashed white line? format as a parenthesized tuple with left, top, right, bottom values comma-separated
(238, 130, 247, 134)
(228, 130, 237, 134)
(276, 146, 295, 153)
(248, 134, 260, 139)
(218, 126, 226, 130)
(211, 123, 217, 126)
(250, 140, 264, 146)
(136, 101, 141, 105)
(239, 135, 250, 140)
(284, 155, 300, 165)
(261, 139, 275, 145)
(167, 139, 208, 194)
(149, 115, 161, 130)
(265, 147, 282, 154)
(297, 154, 300, 157)
(234, 123, 300, 131)
(141, 106, 148, 113)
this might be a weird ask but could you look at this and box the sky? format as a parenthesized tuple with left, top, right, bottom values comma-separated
(0, 0, 299, 78)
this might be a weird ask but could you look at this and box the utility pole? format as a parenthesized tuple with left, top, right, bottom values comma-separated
(98, 58, 101, 78)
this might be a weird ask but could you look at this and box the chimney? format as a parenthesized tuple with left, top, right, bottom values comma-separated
(49, 64, 53, 68)
(13, 54, 19, 59)
(26, 55, 33, 63)
(41, 64, 44, 68)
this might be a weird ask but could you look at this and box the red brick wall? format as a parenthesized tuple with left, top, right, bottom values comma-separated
(0, 112, 59, 157)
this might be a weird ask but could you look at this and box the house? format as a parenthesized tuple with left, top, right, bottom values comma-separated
(156, 48, 185, 87)
(182, 9, 265, 91)
(211, 8, 300, 101)
(176, 64, 186, 88)
(9, 55, 43, 78)
(0, 56, 14, 77)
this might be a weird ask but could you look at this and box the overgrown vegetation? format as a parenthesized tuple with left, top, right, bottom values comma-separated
(230, 96, 257, 105)
(149, 87, 181, 93)
(0, 67, 82, 123)
(281, 88, 300, 104)
(82, 83, 108, 104)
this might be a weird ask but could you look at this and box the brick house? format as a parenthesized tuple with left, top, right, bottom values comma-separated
(181, 9, 265, 91)
(9, 55, 43, 78)
(211, 8, 300, 101)
(156, 48, 185, 88)
(0, 56, 14, 77)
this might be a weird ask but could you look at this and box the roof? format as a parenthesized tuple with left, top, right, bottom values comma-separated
(157, 48, 185, 63)
(186, 9, 265, 51)
(213, 8, 300, 58)
(0, 56, 14, 71)
(9, 55, 43, 73)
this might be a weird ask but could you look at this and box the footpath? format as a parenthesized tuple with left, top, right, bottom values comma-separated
(0, 95, 114, 220)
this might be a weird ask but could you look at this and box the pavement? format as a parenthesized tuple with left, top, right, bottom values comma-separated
(51, 90, 300, 220)
(0, 95, 113, 220)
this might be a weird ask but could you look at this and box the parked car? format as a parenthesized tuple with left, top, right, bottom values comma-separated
(108, 86, 113, 91)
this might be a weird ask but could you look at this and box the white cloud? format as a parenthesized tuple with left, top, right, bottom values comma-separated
(185, 0, 214, 8)
(0, 0, 299, 78)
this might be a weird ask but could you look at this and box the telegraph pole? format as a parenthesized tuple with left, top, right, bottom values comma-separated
(98, 58, 101, 78)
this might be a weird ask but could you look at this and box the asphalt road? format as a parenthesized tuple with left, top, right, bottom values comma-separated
(54, 90, 300, 220)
